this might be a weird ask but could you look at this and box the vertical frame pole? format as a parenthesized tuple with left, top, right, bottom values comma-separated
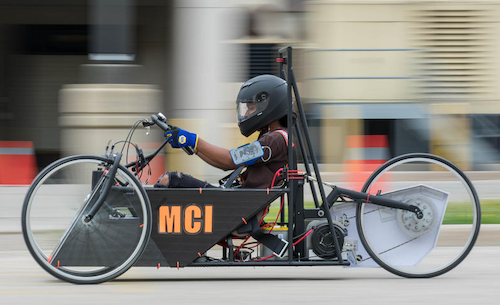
(278, 46, 343, 263)
(286, 47, 295, 261)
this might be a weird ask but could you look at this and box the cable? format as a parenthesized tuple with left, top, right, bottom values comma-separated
(270, 168, 284, 188)
(114, 140, 141, 173)
(252, 254, 275, 262)
(259, 206, 269, 225)
(110, 119, 154, 182)
(144, 163, 152, 184)
(233, 235, 251, 258)
(293, 228, 313, 246)
(104, 140, 114, 155)
(292, 228, 311, 241)
(266, 195, 285, 235)
(121, 120, 144, 158)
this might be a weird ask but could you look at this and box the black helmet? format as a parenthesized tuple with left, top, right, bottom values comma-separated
(236, 74, 288, 137)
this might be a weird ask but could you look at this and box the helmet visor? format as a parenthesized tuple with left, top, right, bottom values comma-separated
(237, 92, 270, 123)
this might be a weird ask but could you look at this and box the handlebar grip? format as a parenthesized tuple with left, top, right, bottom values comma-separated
(182, 146, 194, 155)
(152, 114, 195, 156)
(151, 114, 169, 131)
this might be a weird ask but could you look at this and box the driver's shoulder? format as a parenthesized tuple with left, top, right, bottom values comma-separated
(258, 130, 288, 146)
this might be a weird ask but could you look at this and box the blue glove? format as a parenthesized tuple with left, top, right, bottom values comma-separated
(165, 128, 199, 149)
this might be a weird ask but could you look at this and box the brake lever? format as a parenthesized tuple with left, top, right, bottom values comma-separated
(142, 120, 155, 127)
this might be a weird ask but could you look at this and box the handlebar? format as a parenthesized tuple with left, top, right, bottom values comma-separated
(85, 114, 194, 224)
(150, 114, 194, 155)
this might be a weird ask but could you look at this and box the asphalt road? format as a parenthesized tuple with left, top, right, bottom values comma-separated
(0, 231, 499, 305)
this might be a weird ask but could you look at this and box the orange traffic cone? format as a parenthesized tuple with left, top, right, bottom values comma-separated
(343, 135, 389, 192)
(0, 141, 37, 185)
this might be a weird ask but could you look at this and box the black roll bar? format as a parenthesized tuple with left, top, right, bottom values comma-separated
(277, 46, 424, 262)
(278, 46, 344, 262)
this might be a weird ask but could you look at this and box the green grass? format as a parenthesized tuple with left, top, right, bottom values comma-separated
(264, 200, 500, 224)
(440, 201, 500, 224)
(263, 200, 315, 223)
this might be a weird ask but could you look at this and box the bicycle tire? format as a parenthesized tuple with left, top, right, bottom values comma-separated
(22, 155, 152, 284)
(356, 153, 481, 278)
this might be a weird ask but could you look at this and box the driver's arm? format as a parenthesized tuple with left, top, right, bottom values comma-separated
(195, 138, 238, 171)
(165, 127, 239, 171)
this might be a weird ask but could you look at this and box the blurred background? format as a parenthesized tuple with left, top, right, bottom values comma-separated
(1, 0, 500, 186)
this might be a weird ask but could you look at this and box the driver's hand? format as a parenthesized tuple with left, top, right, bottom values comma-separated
(165, 127, 199, 150)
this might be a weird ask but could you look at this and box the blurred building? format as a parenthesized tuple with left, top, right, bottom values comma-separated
(306, 0, 500, 171)
(0, 0, 176, 171)
(1, 0, 500, 182)
(0, 0, 307, 182)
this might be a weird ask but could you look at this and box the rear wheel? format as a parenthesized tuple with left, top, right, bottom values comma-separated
(22, 155, 152, 284)
(356, 153, 481, 278)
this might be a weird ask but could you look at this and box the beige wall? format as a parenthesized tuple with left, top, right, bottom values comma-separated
(306, 2, 414, 102)
(306, 0, 500, 168)
(307, 0, 500, 106)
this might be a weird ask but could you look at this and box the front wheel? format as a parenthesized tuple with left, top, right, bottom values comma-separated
(21, 155, 152, 284)
(356, 153, 481, 278)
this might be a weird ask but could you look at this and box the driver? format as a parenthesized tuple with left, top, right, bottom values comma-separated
(155, 74, 294, 189)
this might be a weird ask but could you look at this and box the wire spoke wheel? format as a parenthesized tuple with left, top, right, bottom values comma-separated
(21, 155, 152, 284)
(356, 153, 481, 278)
